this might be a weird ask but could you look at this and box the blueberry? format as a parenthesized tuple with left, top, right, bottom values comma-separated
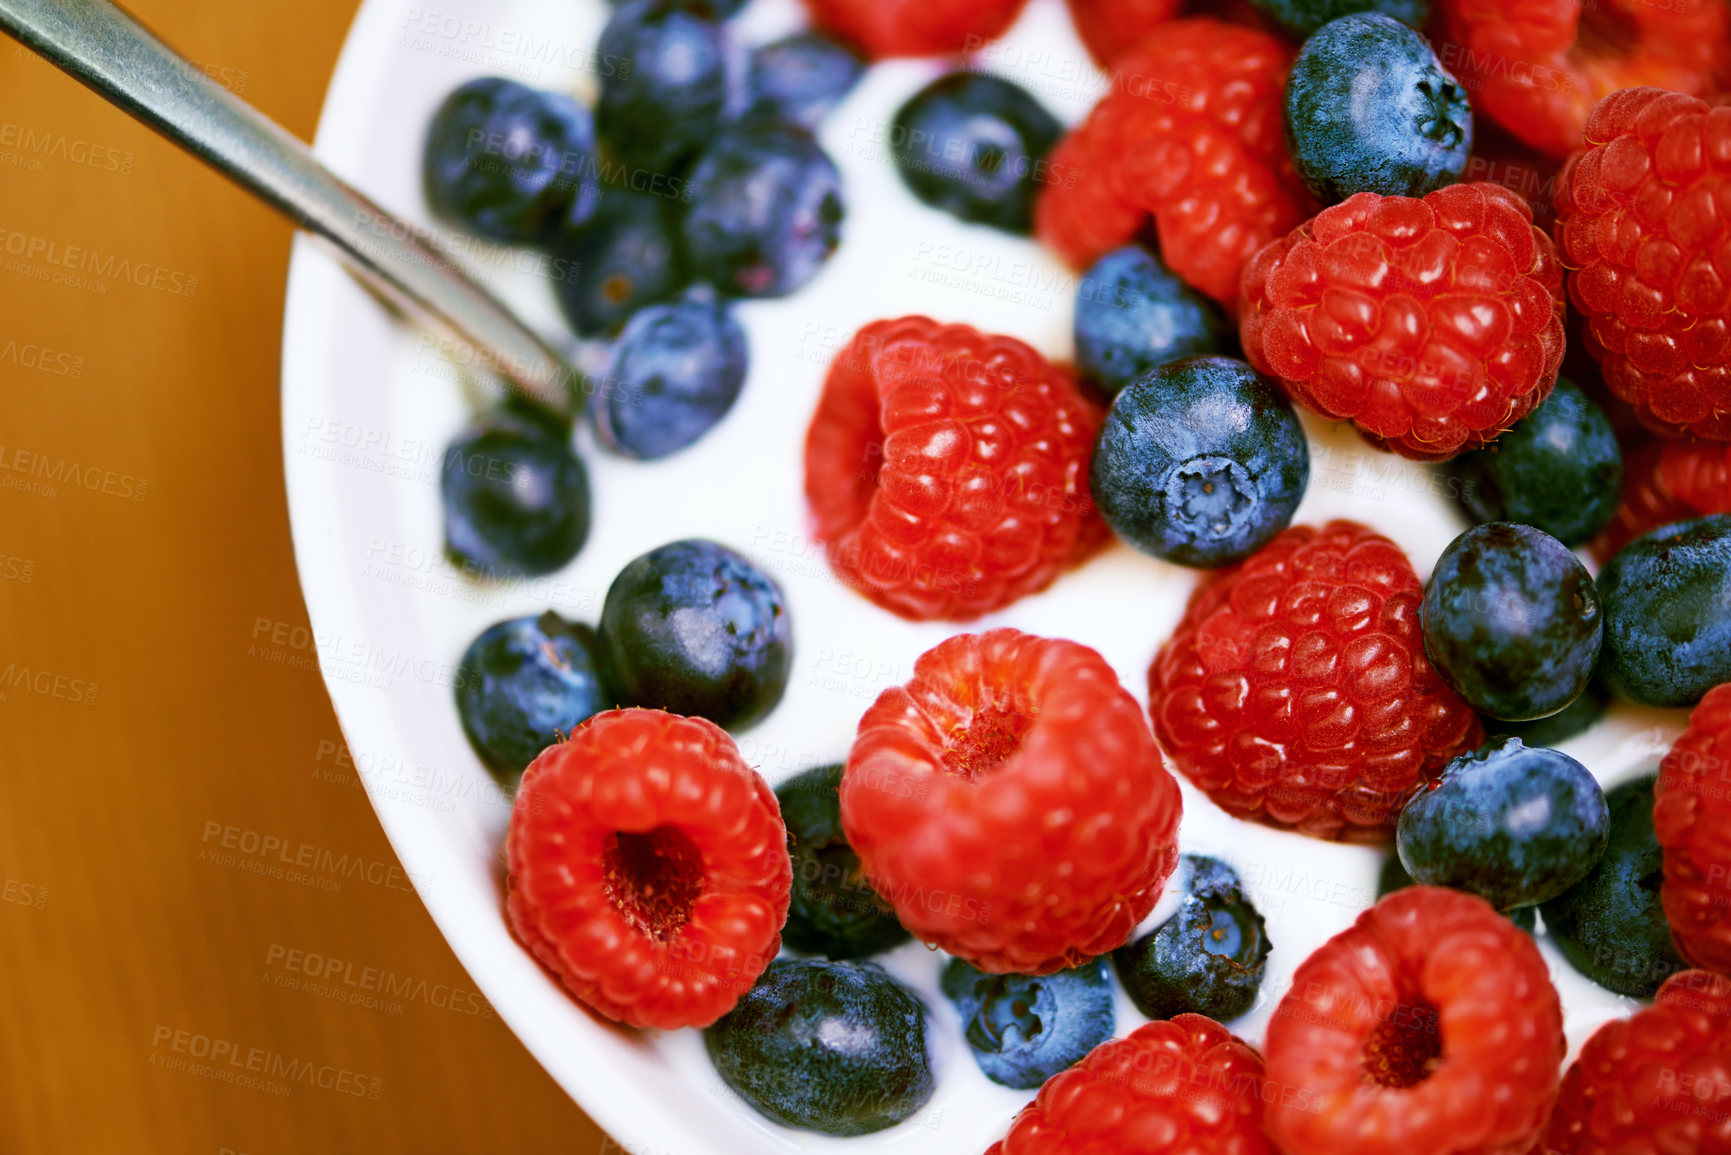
(1113, 856, 1270, 1023)
(1540, 775, 1688, 996)
(1597, 514, 1731, 708)
(608, 0, 744, 13)
(681, 119, 845, 297)
(1074, 247, 1229, 398)
(748, 33, 865, 129)
(1378, 849, 1537, 930)
(454, 612, 610, 786)
(940, 957, 1113, 1089)
(422, 78, 600, 244)
(599, 539, 790, 730)
(596, 0, 732, 175)
(1090, 356, 1309, 567)
(551, 190, 688, 337)
(1421, 523, 1602, 721)
(777, 764, 910, 959)
(590, 297, 747, 461)
(1284, 14, 1471, 203)
(442, 408, 590, 578)
(706, 959, 933, 1136)
(889, 72, 1060, 234)
(1443, 381, 1623, 547)
(1249, 0, 1430, 38)
(1484, 679, 1609, 748)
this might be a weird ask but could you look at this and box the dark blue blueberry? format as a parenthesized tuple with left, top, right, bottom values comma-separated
(1597, 515, 1731, 708)
(889, 72, 1061, 235)
(1113, 856, 1270, 1022)
(777, 764, 910, 959)
(454, 612, 610, 786)
(609, 0, 744, 12)
(1249, 0, 1430, 37)
(422, 77, 600, 244)
(1421, 522, 1602, 721)
(1284, 14, 1471, 204)
(591, 297, 747, 460)
(1074, 246, 1229, 398)
(940, 957, 1113, 1089)
(596, 0, 731, 175)
(1090, 356, 1309, 567)
(551, 189, 687, 337)
(681, 119, 845, 297)
(1484, 679, 1609, 748)
(705, 959, 933, 1136)
(1378, 848, 1536, 930)
(1443, 381, 1623, 547)
(442, 409, 589, 578)
(599, 539, 790, 730)
(748, 33, 865, 129)
(1540, 776, 1689, 996)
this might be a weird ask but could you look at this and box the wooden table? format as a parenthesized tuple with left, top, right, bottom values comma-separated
(0, 1, 607, 1149)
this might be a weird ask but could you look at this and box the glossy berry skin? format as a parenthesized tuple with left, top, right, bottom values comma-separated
(1063, 0, 1179, 68)
(1593, 437, 1731, 563)
(775, 764, 909, 959)
(1420, 522, 1602, 722)
(705, 958, 932, 1135)
(1149, 520, 1485, 842)
(1444, 379, 1623, 547)
(1250, 0, 1428, 39)
(1540, 776, 1688, 997)
(1656, 685, 1731, 974)
(422, 78, 599, 245)
(841, 630, 1182, 974)
(747, 33, 864, 129)
(983, 1016, 1277, 1155)
(1092, 356, 1309, 568)
(1113, 856, 1271, 1023)
(1553, 88, 1731, 441)
(598, 539, 791, 731)
(940, 956, 1113, 1089)
(596, 0, 730, 174)
(454, 612, 610, 787)
(1241, 183, 1567, 461)
(441, 408, 590, 578)
(1378, 848, 1537, 931)
(1264, 887, 1564, 1155)
(801, 0, 1026, 59)
(889, 73, 1060, 235)
(592, 297, 747, 461)
(681, 119, 845, 298)
(1597, 515, 1731, 708)
(505, 708, 790, 1029)
(1073, 246, 1228, 397)
(1284, 14, 1472, 205)
(1484, 679, 1608, 748)
(551, 189, 687, 338)
(803, 317, 1104, 622)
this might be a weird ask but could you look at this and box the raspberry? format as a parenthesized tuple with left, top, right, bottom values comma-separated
(1592, 437, 1731, 562)
(504, 708, 790, 1029)
(803, 317, 1104, 622)
(1264, 887, 1564, 1155)
(1540, 968, 1731, 1154)
(1552, 88, 1731, 442)
(801, 0, 1025, 58)
(1034, 19, 1318, 307)
(1148, 520, 1484, 842)
(1063, 0, 1180, 69)
(981, 1015, 1276, 1155)
(1656, 684, 1731, 975)
(840, 629, 1181, 974)
(1241, 183, 1567, 461)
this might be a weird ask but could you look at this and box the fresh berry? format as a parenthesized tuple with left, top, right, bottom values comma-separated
(505, 708, 790, 1029)
(1377, 848, 1537, 930)
(746, 33, 864, 129)
(982, 1016, 1277, 1155)
(889, 72, 1060, 235)
(1540, 775, 1689, 997)
(598, 539, 791, 731)
(1483, 678, 1608, 748)
(1240, 182, 1567, 461)
(1284, 14, 1472, 205)
(801, 0, 1026, 59)
(1063, 0, 1180, 68)
(705, 958, 933, 1135)
(1552, 88, 1731, 441)
(681, 118, 845, 298)
(1263, 886, 1563, 1155)
(422, 77, 599, 245)
(1443, 379, 1623, 547)
(840, 629, 1182, 974)
(1593, 437, 1731, 563)
(1656, 684, 1731, 974)
(802, 317, 1104, 621)
(441, 407, 590, 578)
(1073, 245, 1229, 398)
(1149, 520, 1485, 841)
(454, 612, 610, 786)
(1250, 0, 1429, 39)
(596, 0, 731, 174)
(1597, 515, 1731, 708)
(1114, 855, 1271, 1023)
(940, 956, 1114, 1089)
(591, 296, 747, 461)
(551, 189, 687, 338)
(775, 764, 909, 959)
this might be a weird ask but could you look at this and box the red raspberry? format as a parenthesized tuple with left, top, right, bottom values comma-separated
(1656, 684, 1731, 976)
(1148, 520, 1484, 842)
(1592, 437, 1731, 562)
(802, 0, 1025, 58)
(803, 317, 1104, 622)
(1552, 88, 1731, 442)
(981, 1015, 1275, 1155)
(1265, 887, 1564, 1155)
(1063, 0, 1180, 69)
(840, 629, 1181, 974)
(1540, 968, 1731, 1154)
(504, 708, 790, 1030)
(1241, 183, 1567, 461)
(1035, 19, 1318, 308)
